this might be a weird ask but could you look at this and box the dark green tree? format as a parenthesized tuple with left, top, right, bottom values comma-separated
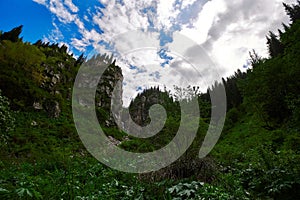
(266, 31, 284, 58)
(240, 2, 300, 125)
(0, 25, 23, 42)
(283, 1, 300, 23)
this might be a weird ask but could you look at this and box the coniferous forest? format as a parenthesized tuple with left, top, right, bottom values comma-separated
(1, 2, 300, 199)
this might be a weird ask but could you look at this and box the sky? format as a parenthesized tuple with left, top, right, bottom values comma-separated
(0, 0, 297, 106)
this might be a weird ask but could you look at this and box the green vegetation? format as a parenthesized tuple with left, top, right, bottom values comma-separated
(1, 1, 300, 199)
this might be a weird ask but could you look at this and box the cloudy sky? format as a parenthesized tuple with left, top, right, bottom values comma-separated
(0, 0, 296, 106)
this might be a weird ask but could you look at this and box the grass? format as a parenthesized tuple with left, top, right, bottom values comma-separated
(1, 108, 300, 199)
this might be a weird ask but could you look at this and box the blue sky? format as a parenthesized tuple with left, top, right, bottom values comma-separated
(0, 0, 52, 42)
(0, 0, 294, 105)
(0, 0, 105, 56)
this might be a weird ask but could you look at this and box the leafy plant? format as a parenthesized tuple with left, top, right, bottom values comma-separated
(0, 90, 15, 149)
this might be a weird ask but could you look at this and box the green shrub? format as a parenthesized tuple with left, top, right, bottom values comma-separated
(225, 107, 240, 129)
(0, 90, 15, 132)
(0, 90, 15, 149)
(166, 180, 245, 200)
(233, 145, 300, 199)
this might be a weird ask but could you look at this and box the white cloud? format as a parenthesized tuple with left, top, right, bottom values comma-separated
(201, 0, 295, 77)
(99, 0, 111, 6)
(43, 22, 64, 43)
(83, 15, 89, 22)
(75, 18, 85, 30)
(156, 0, 178, 30)
(33, 0, 80, 24)
(179, 0, 226, 44)
(92, 1, 149, 38)
(33, 0, 46, 5)
(48, 0, 77, 23)
(32, 0, 86, 51)
(181, 0, 198, 8)
(85, 0, 212, 96)
(64, 0, 79, 13)
(34, 0, 298, 106)
(70, 38, 88, 52)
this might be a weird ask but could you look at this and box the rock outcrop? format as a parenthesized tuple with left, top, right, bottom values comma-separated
(73, 54, 124, 127)
(96, 58, 123, 127)
(128, 87, 177, 127)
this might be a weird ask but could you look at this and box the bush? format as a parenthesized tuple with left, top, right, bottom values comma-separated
(0, 90, 15, 132)
(235, 145, 300, 199)
(166, 180, 244, 200)
(0, 90, 15, 147)
(224, 107, 240, 130)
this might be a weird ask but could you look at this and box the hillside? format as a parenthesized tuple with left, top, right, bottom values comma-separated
(1, 2, 300, 199)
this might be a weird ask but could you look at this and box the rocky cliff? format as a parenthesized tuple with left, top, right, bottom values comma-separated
(94, 55, 124, 127)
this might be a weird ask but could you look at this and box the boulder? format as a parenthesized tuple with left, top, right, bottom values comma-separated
(45, 100, 61, 118)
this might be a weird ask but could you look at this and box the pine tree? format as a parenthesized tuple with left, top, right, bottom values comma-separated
(283, 1, 300, 23)
(0, 25, 23, 42)
(282, 23, 290, 32)
(75, 53, 86, 65)
(266, 31, 284, 57)
(249, 49, 262, 67)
